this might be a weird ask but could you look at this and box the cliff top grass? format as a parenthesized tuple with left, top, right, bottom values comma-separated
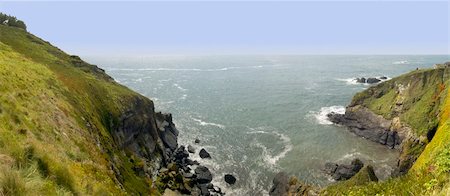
(351, 68, 450, 138)
(0, 19, 157, 195)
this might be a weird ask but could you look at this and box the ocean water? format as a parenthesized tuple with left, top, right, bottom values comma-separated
(87, 55, 449, 195)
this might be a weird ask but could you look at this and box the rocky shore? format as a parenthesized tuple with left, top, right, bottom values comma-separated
(154, 113, 225, 195)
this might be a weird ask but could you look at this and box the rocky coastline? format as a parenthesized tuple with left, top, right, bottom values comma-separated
(269, 65, 450, 195)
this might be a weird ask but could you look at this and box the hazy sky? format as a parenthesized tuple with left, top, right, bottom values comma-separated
(0, 1, 448, 55)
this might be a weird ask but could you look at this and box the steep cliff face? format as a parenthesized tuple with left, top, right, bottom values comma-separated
(0, 22, 176, 194)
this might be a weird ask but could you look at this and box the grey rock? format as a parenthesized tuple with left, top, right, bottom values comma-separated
(325, 159, 364, 181)
(199, 148, 211, 159)
(355, 77, 366, 83)
(327, 106, 401, 148)
(188, 145, 195, 153)
(195, 166, 213, 184)
(224, 174, 236, 185)
(366, 77, 381, 84)
(269, 172, 289, 196)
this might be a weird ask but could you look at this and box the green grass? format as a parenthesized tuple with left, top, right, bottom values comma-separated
(0, 23, 156, 195)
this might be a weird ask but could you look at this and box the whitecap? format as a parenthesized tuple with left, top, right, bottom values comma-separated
(311, 105, 345, 125)
(173, 83, 187, 91)
(392, 60, 409, 65)
(247, 130, 293, 166)
(336, 78, 359, 85)
(192, 117, 225, 129)
(180, 94, 188, 100)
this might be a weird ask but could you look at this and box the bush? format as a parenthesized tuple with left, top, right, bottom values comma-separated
(0, 12, 27, 30)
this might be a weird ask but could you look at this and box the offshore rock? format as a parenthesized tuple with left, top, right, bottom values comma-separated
(199, 148, 211, 159)
(195, 166, 213, 184)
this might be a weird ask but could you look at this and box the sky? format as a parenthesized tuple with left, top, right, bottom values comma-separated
(0, 1, 448, 55)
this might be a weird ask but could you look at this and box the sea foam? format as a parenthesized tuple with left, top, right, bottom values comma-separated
(192, 117, 225, 129)
(312, 105, 345, 125)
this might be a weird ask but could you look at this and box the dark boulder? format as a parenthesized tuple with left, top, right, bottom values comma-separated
(188, 145, 196, 153)
(325, 159, 364, 181)
(380, 76, 388, 80)
(195, 138, 200, 144)
(199, 148, 211, 159)
(366, 77, 381, 84)
(324, 162, 338, 174)
(355, 77, 366, 83)
(224, 174, 236, 185)
(195, 166, 213, 184)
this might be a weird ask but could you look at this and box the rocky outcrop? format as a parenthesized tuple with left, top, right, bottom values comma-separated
(354, 76, 387, 84)
(324, 159, 364, 181)
(269, 172, 318, 196)
(156, 145, 223, 196)
(327, 106, 402, 149)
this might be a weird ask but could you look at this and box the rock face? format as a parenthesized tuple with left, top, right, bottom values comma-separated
(324, 159, 364, 181)
(224, 174, 236, 185)
(327, 106, 401, 149)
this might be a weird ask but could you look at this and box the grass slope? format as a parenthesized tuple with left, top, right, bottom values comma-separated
(0, 25, 157, 195)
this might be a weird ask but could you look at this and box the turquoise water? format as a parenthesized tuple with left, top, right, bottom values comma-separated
(88, 55, 449, 195)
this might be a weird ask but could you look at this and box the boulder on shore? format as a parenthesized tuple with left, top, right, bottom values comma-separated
(324, 159, 364, 181)
(224, 174, 237, 185)
(199, 148, 211, 159)
(187, 145, 195, 153)
(195, 166, 213, 184)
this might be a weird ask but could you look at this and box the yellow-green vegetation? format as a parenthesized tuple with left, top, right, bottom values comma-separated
(0, 22, 160, 194)
(323, 67, 450, 195)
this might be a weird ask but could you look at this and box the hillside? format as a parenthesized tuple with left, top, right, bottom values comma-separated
(0, 19, 175, 194)
(322, 67, 450, 195)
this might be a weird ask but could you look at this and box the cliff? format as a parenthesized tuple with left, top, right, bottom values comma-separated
(323, 66, 450, 195)
(0, 20, 178, 194)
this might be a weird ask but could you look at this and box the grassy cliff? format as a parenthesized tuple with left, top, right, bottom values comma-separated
(323, 67, 450, 195)
(0, 21, 164, 195)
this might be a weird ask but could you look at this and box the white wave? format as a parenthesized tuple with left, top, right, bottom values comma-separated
(311, 105, 345, 125)
(248, 130, 293, 166)
(392, 60, 409, 65)
(192, 118, 225, 129)
(173, 83, 187, 91)
(158, 79, 171, 82)
(336, 78, 359, 85)
(107, 65, 265, 72)
(134, 78, 143, 82)
(180, 94, 188, 100)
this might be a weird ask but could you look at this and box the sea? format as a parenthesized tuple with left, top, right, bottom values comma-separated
(86, 55, 449, 195)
